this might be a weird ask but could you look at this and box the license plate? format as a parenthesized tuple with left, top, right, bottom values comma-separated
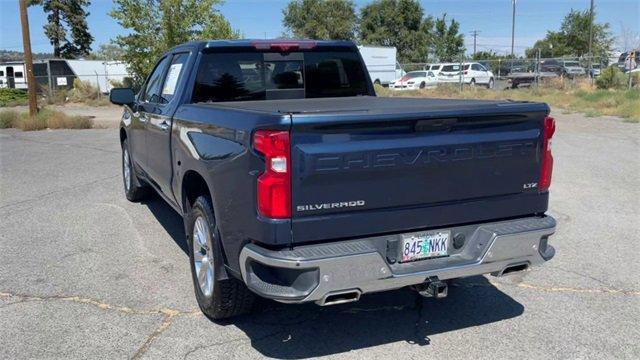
(401, 230, 450, 262)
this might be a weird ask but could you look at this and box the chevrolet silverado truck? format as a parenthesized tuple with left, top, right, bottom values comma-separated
(110, 40, 556, 319)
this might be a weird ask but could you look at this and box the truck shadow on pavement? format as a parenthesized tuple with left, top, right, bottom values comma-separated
(143, 197, 189, 254)
(231, 280, 524, 358)
(143, 197, 524, 358)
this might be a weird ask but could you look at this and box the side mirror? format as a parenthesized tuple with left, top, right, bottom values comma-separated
(110, 88, 135, 106)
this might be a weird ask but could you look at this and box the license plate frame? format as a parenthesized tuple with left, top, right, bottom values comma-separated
(400, 230, 450, 263)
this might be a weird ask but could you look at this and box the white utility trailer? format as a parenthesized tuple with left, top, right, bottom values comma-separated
(357, 46, 404, 86)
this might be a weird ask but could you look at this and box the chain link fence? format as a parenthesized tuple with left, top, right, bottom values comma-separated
(0, 73, 133, 104)
(398, 54, 636, 91)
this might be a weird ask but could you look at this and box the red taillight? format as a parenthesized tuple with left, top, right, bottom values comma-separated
(539, 116, 555, 193)
(251, 40, 316, 52)
(253, 130, 291, 218)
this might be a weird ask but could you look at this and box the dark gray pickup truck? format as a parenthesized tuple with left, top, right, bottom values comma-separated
(110, 40, 556, 319)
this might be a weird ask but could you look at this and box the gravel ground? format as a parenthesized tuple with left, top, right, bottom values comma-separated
(0, 109, 638, 359)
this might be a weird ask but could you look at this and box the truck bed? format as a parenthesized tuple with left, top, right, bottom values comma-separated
(206, 96, 549, 116)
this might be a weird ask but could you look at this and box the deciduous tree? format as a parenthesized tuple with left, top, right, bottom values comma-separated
(430, 14, 465, 62)
(359, 0, 431, 63)
(282, 0, 357, 40)
(110, 0, 239, 83)
(526, 8, 613, 58)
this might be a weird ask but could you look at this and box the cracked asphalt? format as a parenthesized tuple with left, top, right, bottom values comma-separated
(0, 110, 639, 359)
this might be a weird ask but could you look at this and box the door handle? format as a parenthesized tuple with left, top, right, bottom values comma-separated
(159, 119, 171, 131)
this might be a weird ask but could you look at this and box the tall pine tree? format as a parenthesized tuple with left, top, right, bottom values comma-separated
(31, 0, 93, 58)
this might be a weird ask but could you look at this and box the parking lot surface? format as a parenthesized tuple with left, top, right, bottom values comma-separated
(0, 110, 639, 359)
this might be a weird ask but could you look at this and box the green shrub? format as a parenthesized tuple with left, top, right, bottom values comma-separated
(595, 66, 628, 89)
(632, 72, 640, 88)
(0, 110, 20, 128)
(0, 88, 28, 106)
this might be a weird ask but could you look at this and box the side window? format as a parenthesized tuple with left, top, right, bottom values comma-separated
(471, 64, 480, 71)
(141, 56, 170, 103)
(160, 53, 189, 103)
(0, 71, 4, 76)
(15, 72, 24, 78)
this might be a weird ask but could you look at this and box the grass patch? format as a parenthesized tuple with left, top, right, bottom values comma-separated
(375, 84, 640, 123)
(0, 88, 28, 107)
(0, 109, 20, 128)
(0, 108, 93, 131)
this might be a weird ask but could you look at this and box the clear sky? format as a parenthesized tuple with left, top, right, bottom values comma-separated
(0, 0, 638, 56)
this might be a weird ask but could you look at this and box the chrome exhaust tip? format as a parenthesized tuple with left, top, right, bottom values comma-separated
(494, 262, 530, 277)
(316, 290, 361, 306)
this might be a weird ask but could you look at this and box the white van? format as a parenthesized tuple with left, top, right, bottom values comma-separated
(424, 63, 443, 77)
(437, 62, 495, 88)
(358, 46, 405, 86)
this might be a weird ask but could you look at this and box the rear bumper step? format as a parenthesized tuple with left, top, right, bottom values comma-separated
(239, 216, 556, 304)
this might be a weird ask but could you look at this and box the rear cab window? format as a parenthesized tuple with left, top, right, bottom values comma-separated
(191, 46, 369, 103)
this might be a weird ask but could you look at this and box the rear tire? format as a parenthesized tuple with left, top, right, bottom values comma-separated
(420, 81, 426, 89)
(186, 196, 255, 320)
(487, 78, 494, 89)
(121, 139, 148, 202)
(469, 78, 476, 88)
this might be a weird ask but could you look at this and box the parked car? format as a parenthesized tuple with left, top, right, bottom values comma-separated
(424, 63, 443, 76)
(560, 60, 585, 77)
(358, 45, 404, 86)
(539, 59, 563, 74)
(389, 70, 437, 90)
(588, 63, 602, 77)
(437, 62, 495, 88)
(110, 39, 556, 319)
(497, 60, 529, 76)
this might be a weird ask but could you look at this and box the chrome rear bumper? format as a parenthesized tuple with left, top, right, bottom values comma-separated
(239, 216, 555, 305)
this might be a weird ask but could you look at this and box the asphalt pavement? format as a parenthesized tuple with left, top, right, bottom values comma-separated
(0, 110, 638, 359)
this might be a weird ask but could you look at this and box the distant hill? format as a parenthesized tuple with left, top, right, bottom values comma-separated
(0, 50, 54, 62)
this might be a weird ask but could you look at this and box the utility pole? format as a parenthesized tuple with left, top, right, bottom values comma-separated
(511, 0, 516, 58)
(19, 0, 38, 119)
(470, 30, 480, 58)
(587, 0, 595, 85)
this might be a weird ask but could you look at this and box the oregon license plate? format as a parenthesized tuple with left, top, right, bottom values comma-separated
(401, 230, 450, 262)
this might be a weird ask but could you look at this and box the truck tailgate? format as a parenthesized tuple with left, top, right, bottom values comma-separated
(288, 97, 549, 243)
